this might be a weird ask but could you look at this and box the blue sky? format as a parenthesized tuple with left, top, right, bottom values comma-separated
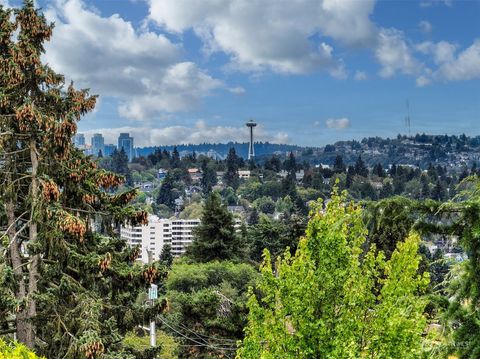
(6, 0, 480, 147)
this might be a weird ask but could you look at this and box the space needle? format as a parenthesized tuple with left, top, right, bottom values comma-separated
(246, 119, 257, 160)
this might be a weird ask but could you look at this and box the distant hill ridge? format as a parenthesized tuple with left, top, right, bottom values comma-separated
(136, 142, 303, 159)
(135, 133, 480, 169)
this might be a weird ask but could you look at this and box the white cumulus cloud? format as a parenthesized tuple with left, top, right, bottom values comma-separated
(375, 28, 422, 78)
(415, 39, 480, 84)
(148, 0, 376, 75)
(435, 39, 480, 81)
(325, 118, 350, 130)
(43, 0, 223, 120)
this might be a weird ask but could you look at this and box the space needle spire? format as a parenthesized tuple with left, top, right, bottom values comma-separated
(246, 119, 257, 160)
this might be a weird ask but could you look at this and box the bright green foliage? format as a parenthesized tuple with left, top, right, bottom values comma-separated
(123, 330, 178, 359)
(187, 192, 243, 262)
(238, 189, 429, 359)
(0, 339, 44, 359)
(163, 261, 258, 358)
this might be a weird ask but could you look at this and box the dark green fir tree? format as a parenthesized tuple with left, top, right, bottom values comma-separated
(187, 192, 241, 262)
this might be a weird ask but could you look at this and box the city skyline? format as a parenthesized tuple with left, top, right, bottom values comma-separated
(10, 0, 480, 146)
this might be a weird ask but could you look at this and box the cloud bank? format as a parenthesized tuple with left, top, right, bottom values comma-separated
(82, 121, 290, 147)
(325, 118, 350, 130)
(148, 0, 376, 75)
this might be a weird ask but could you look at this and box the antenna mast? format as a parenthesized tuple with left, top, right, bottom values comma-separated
(405, 99, 411, 137)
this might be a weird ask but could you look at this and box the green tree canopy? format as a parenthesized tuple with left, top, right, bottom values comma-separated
(162, 261, 258, 358)
(238, 189, 429, 358)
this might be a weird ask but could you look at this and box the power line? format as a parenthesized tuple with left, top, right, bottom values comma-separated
(174, 320, 237, 343)
(157, 316, 237, 352)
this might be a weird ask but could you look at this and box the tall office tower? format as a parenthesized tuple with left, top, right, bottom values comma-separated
(118, 133, 134, 161)
(246, 119, 257, 160)
(103, 144, 117, 157)
(91, 133, 104, 157)
(73, 133, 85, 148)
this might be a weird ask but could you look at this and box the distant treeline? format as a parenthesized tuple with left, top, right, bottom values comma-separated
(136, 142, 303, 159)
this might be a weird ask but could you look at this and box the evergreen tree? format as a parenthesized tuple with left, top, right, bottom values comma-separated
(302, 169, 313, 187)
(223, 147, 240, 190)
(156, 172, 176, 209)
(283, 152, 297, 175)
(431, 180, 446, 201)
(420, 178, 480, 357)
(354, 155, 368, 177)
(346, 165, 355, 188)
(459, 167, 470, 182)
(200, 159, 217, 195)
(281, 171, 297, 198)
(264, 155, 281, 172)
(364, 197, 416, 259)
(187, 192, 241, 262)
(162, 149, 170, 161)
(170, 146, 181, 168)
(248, 208, 259, 226)
(111, 148, 132, 186)
(420, 174, 430, 198)
(248, 158, 256, 171)
(390, 163, 397, 177)
(373, 163, 385, 177)
(159, 244, 174, 267)
(379, 181, 394, 198)
(333, 155, 346, 173)
(0, 3, 163, 356)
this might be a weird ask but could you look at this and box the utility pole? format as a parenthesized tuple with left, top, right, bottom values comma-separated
(148, 284, 158, 347)
(146, 249, 157, 348)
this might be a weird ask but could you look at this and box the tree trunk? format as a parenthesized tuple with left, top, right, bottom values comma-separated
(26, 140, 39, 348)
(6, 199, 31, 345)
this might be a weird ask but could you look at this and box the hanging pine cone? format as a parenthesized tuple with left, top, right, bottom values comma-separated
(98, 252, 112, 272)
(42, 180, 60, 202)
(143, 266, 158, 284)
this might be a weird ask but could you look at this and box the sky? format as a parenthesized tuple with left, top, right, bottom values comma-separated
(4, 0, 480, 147)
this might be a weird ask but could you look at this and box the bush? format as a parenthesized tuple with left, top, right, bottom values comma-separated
(0, 339, 44, 358)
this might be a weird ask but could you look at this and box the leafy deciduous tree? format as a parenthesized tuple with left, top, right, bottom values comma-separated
(238, 189, 429, 358)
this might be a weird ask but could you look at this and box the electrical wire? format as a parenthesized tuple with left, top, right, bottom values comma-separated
(157, 316, 237, 352)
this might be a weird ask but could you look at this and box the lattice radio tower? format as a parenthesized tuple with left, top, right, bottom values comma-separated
(405, 99, 411, 137)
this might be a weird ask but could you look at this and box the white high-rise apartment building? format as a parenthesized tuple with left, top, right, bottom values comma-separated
(120, 215, 200, 263)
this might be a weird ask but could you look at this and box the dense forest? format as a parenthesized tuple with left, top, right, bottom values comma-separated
(2, 3, 480, 359)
